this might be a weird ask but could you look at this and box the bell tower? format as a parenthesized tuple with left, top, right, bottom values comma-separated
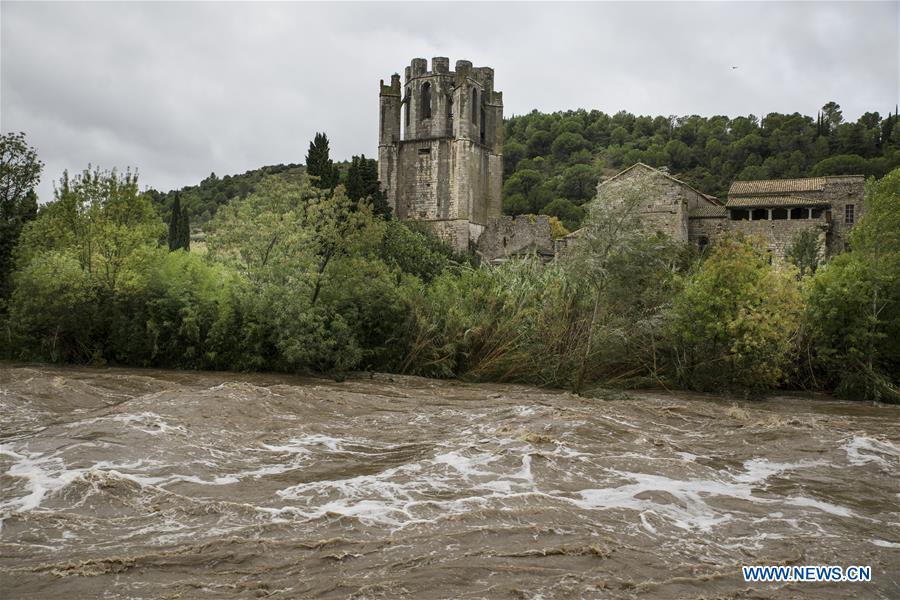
(378, 57, 503, 251)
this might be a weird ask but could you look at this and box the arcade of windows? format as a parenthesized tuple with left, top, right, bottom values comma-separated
(729, 207, 824, 221)
(402, 81, 488, 145)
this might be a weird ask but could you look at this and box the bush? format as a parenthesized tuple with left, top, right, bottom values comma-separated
(667, 235, 803, 393)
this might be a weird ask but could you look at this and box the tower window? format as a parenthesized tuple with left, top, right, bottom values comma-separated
(447, 95, 453, 129)
(845, 203, 855, 224)
(471, 88, 478, 123)
(421, 82, 432, 120)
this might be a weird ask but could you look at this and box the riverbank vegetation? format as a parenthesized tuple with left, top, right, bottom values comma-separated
(2, 132, 898, 403)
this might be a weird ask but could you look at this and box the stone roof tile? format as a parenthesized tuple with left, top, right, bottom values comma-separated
(729, 177, 827, 195)
(725, 195, 831, 208)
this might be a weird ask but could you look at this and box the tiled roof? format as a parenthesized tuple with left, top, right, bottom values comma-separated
(689, 205, 727, 218)
(725, 195, 831, 208)
(729, 177, 826, 195)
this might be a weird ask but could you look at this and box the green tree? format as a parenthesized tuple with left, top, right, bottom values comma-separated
(168, 194, 182, 251)
(179, 205, 191, 251)
(806, 169, 900, 402)
(667, 235, 803, 393)
(785, 228, 822, 277)
(1, 132, 43, 301)
(540, 198, 585, 231)
(345, 154, 391, 218)
(821, 101, 843, 132)
(7, 167, 165, 361)
(305, 132, 340, 189)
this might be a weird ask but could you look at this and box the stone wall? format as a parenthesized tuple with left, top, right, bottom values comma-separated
(476, 215, 554, 261)
(820, 176, 865, 253)
(596, 165, 702, 243)
(728, 218, 828, 258)
(688, 216, 727, 246)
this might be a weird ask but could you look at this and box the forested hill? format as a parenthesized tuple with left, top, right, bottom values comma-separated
(503, 103, 900, 229)
(145, 163, 307, 226)
(147, 103, 900, 231)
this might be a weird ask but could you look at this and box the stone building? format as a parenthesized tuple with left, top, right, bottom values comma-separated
(593, 163, 726, 249)
(378, 57, 503, 251)
(566, 164, 864, 260)
(724, 175, 865, 256)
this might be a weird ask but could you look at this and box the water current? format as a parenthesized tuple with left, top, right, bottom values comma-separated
(1, 364, 898, 598)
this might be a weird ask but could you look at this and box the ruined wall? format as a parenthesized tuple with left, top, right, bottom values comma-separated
(476, 215, 554, 261)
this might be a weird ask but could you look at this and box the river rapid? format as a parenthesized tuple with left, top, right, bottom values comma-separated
(1, 364, 898, 599)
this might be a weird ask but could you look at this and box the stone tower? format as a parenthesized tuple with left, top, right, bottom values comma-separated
(378, 57, 503, 251)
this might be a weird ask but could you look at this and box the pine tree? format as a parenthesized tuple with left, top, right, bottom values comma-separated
(168, 195, 181, 251)
(305, 132, 340, 189)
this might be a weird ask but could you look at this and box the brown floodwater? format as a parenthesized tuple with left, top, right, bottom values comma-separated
(1, 364, 898, 599)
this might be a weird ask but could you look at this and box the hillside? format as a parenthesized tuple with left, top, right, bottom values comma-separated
(502, 104, 900, 229)
(146, 163, 307, 226)
(148, 103, 900, 232)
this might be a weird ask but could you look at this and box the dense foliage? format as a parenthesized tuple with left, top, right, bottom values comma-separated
(146, 163, 307, 228)
(0, 132, 42, 302)
(3, 137, 898, 404)
(503, 103, 900, 229)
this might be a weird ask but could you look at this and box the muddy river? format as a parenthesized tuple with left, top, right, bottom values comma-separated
(1, 364, 898, 598)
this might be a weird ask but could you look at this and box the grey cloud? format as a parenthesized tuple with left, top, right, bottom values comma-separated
(2, 1, 897, 202)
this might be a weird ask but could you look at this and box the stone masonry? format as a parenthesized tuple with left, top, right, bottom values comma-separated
(725, 175, 865, 257)
(379, 57, 503, 252)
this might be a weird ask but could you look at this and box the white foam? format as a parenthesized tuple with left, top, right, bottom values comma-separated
(871, 539, 900, 548)
(844, 436, 900, 468)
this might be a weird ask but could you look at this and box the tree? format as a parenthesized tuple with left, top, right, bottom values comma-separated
(805, 169, 900, 402)
(785, 228, 822, 277)
(7, 167, 165, 361)
(821, 101, 844, 132)
(1, 132, 43, 300)
(668, 235, 803, 392)
(179, 205, 191, 251)
(566, 177, 681, 391)
(345, 154, 391, 218)
(540, 198, 585, 231)
(811, 154, 868, 176)
(168, 194, 182, 251)
(305, 132, 340, 189)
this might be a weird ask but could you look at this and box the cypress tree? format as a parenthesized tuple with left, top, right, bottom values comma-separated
(178, 206, 190, 251)
(168, 195, 181, 251)
(305, 132, 340, 189)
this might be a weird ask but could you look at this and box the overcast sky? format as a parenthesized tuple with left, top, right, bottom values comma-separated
(2, 1, 898, 202)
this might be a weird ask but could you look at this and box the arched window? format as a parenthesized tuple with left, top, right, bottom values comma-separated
(421, 82, 432, 120)
(471, 88, 478, 123)
(447, 95, 453, 128)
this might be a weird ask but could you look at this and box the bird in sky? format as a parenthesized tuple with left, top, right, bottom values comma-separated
(731, 66, 739, 69)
